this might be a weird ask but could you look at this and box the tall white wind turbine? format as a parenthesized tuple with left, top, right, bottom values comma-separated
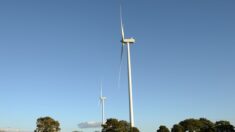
(100, 82, 106, 125)
(119, 7, 136, 127)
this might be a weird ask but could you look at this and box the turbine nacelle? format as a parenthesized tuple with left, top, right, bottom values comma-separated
(100, 96, 106, 100)
(120, 7, 135, 45)
(121, 38, 135, 44)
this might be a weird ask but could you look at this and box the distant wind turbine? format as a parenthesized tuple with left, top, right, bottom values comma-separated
(99, 82, 106, 125)
(119, 6, 136, 127)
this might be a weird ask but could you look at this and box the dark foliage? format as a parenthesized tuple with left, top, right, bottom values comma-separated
(157, 118, 234, 132)
(102, 118, 140, 132)
(34, 116, 60, 132)
(157, 125, 170, 132)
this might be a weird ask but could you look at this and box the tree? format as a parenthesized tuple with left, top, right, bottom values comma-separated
(102, 118, 140, 132)
(199, 118, 215, 132)
(156, 118, 234, 132)
(35, 116, 61, 132)
(179, 118, 207, 132)
(158, 118, 235, 132)
(215, 121, 235, 132)
(131, 127, 140, 132)
(156, 125, 170, 132)
(171, 124, 184, 132)
(102, 118, 120, 132)
(177, 118, 217, 132)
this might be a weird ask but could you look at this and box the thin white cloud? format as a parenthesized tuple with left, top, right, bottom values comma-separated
(0, 128, 32, 132)
(78, 121, 102, 128)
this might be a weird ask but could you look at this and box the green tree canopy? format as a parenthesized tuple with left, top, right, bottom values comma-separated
(179, 118, 204, 132)
(215, 120, 235, 132)
(102, 118, 139, 132)
(178, 118, 217, 132)
(171, 124, 184, 132)
(35, 116, 60, 132)
(156, 125, 170, 132)
(157, 118, 234, 132)
(131, 127, 140, 132)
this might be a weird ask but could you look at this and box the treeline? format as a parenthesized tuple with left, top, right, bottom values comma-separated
(157, 118, 235, 132)
(33, 117, 140, 132)
(32, 116, 234, 132)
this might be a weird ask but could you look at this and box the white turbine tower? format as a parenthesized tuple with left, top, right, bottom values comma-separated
(99, 82, 106, 125)
(119, 7, 136, 127)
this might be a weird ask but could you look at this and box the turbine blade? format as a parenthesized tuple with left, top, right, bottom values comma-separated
(98, 100, 101, 106)
(100, 81, 103, 97)
(98, 81, 102, 107)
(118, 44, 124, 89)
(120, 5, 125, 40)
(120, 44, 124, 62)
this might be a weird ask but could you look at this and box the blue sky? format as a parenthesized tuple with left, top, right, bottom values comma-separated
(0, 0, 235, 132)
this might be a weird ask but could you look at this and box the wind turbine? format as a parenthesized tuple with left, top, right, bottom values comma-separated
(99, 82, 106, 125)
(119, 7, 136, 127)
